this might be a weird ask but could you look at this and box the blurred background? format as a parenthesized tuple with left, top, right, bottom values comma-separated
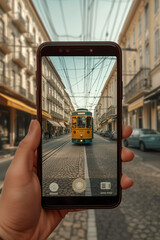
(0, 0, 160, 239)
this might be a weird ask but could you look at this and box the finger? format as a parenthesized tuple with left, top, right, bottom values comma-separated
(121, 147, 134, 162)
(122, 125, 133, 139)
(9, 120, 41, 174)
(121, 174, 134, 189)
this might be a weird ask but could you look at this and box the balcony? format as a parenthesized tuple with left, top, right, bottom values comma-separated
(0, 75, 10, 86)
(47, 77, 64, 97)
(12, 51, 26, 68)
(26, 64, 34, 76)
(25, 32, 34, 44)
(51, 110, 63, 119)
(99, 106, 116, 123)
(0, 0, 11, 12)
(14, 86, 26, 97)
(12, 12, 26, 33)
(28, 93, 34, 101)
(0, 35, 11, 54)
(125, 68, 151, 103)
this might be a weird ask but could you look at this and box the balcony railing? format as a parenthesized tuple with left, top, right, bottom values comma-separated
(47, 77, 64, 97)
(26, 64, 34, 76)
(51, 110, 63, 119)
(0, 75, 10, 86)
(12, 12, 26, 33)
(0, 0, 11, 12)
(12, 86, 26, 97)
(0, 34, 11, 54)
(28, 93, 34, 101)
(125, 68, 151, 103)
(99, 106, 116, 122)
(12, 51, 26, 68)
(25, 32, 34, 44)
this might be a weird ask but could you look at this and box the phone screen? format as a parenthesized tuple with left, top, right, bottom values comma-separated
(41, 55, 118, 198)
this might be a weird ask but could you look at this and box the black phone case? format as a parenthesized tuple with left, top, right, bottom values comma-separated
(36, 42, 122, 209)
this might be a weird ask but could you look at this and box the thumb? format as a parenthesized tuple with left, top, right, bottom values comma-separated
(9, 120, 41, 175)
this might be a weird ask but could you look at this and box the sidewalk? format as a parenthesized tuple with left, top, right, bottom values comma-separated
(0, 146, 17, 161)
(0, 134, 67, 160)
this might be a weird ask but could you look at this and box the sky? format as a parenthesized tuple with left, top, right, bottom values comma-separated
(32, 0, 133, 111)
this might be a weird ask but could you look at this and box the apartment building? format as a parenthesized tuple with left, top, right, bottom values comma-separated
(0, 0, 73, 148)
(42, 56, 74, 136)
(119, 0, 160, 131)
(94, 62, 117, 132)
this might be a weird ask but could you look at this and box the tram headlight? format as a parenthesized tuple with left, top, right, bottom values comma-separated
(73, 131, 76, 134)
(87, 131, 90, 134)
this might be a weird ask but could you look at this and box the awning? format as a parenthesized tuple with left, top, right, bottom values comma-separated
(47, 119, 60, 127)
(128, 97, 144, 112)
(59, 122, 66, 128)
(64, 121, 69, 126)
(0, 93, 51, 118)
(144, 86, 160, 101)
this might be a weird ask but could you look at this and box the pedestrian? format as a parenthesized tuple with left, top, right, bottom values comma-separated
(0, 120, 134, 240)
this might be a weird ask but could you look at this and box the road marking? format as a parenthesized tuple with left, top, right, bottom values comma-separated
(84, 146, 92, 196)
(87, 210, 98, 240)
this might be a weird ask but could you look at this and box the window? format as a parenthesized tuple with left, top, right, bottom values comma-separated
(27, 81, 30, 94)
(0, 19, 4, 40)
(33, 28, 36, 43)
(11, 70, 15, 88)
(133, 59, 136, 73)
(154, 0, 159, 14)
(86, 117, 91, 128)
(72, 117, 76, 128)
(11, 33, 15, 52)
(145, 3, 149, 29)
(17, 2, 21, 14)
(154, 29, 160, 60)
(42, 80, 45, 92)
(0, 60, 4, 77)
(26, 16, 29, 32)
(133, 27, 136, 45)
(77, 116, 85, 128)
(139, 48, 142, 69)
(145, 44, 150, 67)
(138, 16, 141, 37)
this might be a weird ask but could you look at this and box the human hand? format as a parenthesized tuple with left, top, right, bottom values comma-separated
(0, 120, 134, 240)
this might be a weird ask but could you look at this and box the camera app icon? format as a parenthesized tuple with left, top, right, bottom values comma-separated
(100, 182, 111, 190)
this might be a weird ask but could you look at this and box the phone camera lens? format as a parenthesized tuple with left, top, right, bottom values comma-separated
(89, 48, 93, 53)
(66, 49, 70, 53)
(59, 48, 63, 53)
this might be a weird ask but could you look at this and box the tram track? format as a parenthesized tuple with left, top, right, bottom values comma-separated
(42, 139, 71, 162)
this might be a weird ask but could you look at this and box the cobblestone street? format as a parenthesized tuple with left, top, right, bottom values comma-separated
(1, 134, 160, 240)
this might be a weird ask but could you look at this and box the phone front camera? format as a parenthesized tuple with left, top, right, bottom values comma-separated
(59, 48, 63, 53)
(89, 48, 93, 53)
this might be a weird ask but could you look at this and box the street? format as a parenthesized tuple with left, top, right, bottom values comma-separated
(42, 133, 117, 197)
(0, 134, 160, 240)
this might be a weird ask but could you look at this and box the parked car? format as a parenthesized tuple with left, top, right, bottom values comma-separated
(101, 130, 107, 136)
(110, 130, 117, 140)
(123, 128, 160, 151)
(104, 130, 112, 138)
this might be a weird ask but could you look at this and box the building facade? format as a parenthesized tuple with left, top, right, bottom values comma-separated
(0, 0, 73, 148)
(118, 0, 160, 131)
(94, 63, 117, 132)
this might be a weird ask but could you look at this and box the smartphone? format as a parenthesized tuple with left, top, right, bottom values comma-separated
(36, 42, 122, 209)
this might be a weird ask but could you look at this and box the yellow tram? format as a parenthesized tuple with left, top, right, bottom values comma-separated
(72, 108, 93, 143)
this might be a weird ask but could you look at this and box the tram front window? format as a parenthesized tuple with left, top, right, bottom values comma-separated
(72, 117, 76, 128)
(78, 116, 85, 128)
(86, 117, 91, 128)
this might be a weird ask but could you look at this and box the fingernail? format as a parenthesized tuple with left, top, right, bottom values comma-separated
(28, 120, 36, 133)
